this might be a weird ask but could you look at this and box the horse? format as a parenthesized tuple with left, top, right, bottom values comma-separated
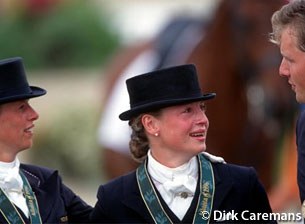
(98, 0, 298, 211)
(186, 0, 298, 211)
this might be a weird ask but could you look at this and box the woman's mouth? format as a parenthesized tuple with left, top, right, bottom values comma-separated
(24, 125, 34, 134)
(190, 131, 206, 141)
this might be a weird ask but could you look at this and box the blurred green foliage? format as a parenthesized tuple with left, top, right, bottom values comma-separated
(0, 0, 120, 69)
(30, 103, 104, 182)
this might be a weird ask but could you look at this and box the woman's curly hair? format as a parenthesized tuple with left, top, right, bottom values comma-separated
(128, 111, 161, 162)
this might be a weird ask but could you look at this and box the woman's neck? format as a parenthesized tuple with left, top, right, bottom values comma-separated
(149, 148, 194, 168)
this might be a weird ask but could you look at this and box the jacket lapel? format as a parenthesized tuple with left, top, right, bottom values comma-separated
(212, 164, 234, 210)
(21, 168, 58, 223)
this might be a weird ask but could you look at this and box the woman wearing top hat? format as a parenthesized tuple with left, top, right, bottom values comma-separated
(0, 57, 92, 223)
(90, 64, 276, 223)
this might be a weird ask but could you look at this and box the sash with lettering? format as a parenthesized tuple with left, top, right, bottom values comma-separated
(0, 171, 42, 224)
(136, 153, 215, 224)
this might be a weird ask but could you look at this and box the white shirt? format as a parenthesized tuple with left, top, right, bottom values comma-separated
(147, 150, 198, 220)
(0, 158, 29, 217)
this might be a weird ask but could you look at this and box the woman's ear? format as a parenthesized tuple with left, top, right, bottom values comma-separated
(141, 114, 159, 136)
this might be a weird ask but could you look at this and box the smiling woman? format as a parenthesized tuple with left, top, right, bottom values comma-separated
(136, 101, 209, 167)
(90, 64, 276, 223)
(0, 57, 93, 223)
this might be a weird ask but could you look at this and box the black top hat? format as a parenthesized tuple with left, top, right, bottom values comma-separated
(0, 57, 46, 105)
(119, 64, 216, 121)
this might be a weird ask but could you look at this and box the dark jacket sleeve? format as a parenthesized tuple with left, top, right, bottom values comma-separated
(59, 177, 93, 223)
(90, 184, 111, 223)
(297, 110, 305, 203)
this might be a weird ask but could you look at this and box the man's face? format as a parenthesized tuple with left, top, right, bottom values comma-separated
(0, 100, 39, 156)
(279, 27, 305, 103)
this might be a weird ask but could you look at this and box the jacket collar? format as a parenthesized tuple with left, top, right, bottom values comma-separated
(20, 165, 59, 223)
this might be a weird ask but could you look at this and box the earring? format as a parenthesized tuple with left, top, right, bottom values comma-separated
(154, 133, 159, 137)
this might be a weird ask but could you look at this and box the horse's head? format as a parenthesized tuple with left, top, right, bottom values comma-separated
(228, 0, 296, 133)
(188, 0, 296, 189)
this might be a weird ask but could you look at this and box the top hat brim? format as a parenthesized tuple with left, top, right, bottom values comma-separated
(119, 92, 216, 121)
(0, 86, 46, 105)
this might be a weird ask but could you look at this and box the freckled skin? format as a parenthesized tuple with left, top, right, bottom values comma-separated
(148, 101, 208, 167)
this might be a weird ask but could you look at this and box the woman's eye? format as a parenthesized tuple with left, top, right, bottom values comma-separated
(19, 104, 25, 110)
(183, 108, 191, 113)
(200, 104, 207, 111)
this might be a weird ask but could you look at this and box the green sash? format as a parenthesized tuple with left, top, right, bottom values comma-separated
(136, 153, 215, 224)
(0, 171, 42, 224)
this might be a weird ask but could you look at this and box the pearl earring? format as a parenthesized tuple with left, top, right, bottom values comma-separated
(154, 133, 159, 137)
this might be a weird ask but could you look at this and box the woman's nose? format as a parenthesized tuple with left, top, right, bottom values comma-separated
(29, 106, 39, 121)
(196, 111, 208, 124)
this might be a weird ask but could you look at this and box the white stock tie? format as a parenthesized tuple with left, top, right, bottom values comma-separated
(161, 175, 197, 203)
(0, 159, 29, 218)
(147, 150, 198, 220)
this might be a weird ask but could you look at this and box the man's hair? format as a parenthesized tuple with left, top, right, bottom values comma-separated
(270, 0, 305, 52)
